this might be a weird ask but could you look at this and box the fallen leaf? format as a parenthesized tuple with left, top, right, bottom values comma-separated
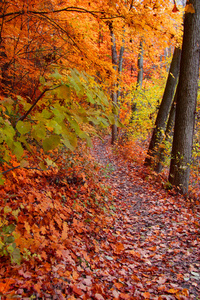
(167, 288, 179, 294)
(143, 292, 150, 299)
(72, 285, 83, 296)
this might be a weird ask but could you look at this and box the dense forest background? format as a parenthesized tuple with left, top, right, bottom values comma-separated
(0, 0, 199, 299)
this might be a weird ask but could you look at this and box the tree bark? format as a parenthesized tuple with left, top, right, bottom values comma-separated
(155, 93, 176, 173)
(109, 23, 124, 145)
(117, 39, 125, 101)
(169, 0, 200, 194)
(109, 22, 118, 144)
(144, 47, 181, 167)
(137, 40, 143, 89)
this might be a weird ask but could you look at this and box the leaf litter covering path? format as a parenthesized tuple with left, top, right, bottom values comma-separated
(0, 138, 199, 300)
(91, 137, 200, 300)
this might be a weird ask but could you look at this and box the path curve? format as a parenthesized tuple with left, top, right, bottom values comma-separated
(92, 137, 200, 299)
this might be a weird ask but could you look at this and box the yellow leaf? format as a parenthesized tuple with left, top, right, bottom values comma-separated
(167, 288, 179, 294)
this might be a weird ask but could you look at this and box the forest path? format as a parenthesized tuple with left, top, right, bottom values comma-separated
(91, 137, 200, 299)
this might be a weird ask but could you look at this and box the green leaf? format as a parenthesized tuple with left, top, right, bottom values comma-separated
(3, 97, 14, 114)
(0, 175, 5, 185)
(62, 135, 75, 151)
(68, 118, 80, 133)
(50, 69, 62, 80)
(88, 116, 101, 125)
(42, 135, 61, 152)
(108, 115, 115, 125)
(41, 110, 52, 119)
(13, 142, 24, 159)
(45, 158, 56, 167)
(11, 247, 21, 264)
(32, 124, 46, 140)
(5, 236, 15, 244)
(116, 119, 124, 128)
(3, 224, 15, 234)
(86, 91, 95, 104)
(46, 120, 62, 134)
(39, 162, 47, 170)
(39, 76, 46, 84)
(16, 121, 31, 135)
(56, 85, 71, 99)
(69, 134, 77, 148)
(52, 107, 66, 122)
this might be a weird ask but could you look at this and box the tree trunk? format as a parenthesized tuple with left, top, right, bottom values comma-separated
(109, 23, 124, 145)
(144, 47, 181, 167)
(169, 0, 200, 194)
(137, 40, 143, 89)
(117, 39, 125, 101)
(109, 22, 118, 144)
(155, 93, 176, 173)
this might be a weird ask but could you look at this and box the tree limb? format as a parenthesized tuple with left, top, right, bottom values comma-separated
(14, 85, 60, 127)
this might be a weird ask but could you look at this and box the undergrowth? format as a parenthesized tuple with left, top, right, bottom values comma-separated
(0, 142, 115, 298)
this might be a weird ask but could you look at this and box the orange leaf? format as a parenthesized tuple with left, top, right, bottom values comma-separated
(114, 282, 124, 289)
(114, 242, 125, 254)
(181, 289, 189, 297)
(34, 283, 41, 293)
(129, 250, 141, 258)
(167, 288, 179, 294)
(0, 280, 13, 293)
(148, 246, 157, 251)
(143, 292, 150, 299)
(185, 3, 195, 13)
(72, 271, 79, 280)
(61, 222, 68, 240)
(72, 285, 83, 296)
(24, 221, 31, 234)
(80, 250, 90, 262)
(119, 293, 131, 299)
(131, 274, 140, 282)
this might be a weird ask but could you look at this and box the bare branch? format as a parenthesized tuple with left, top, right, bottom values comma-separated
(2, 165, 51, 175)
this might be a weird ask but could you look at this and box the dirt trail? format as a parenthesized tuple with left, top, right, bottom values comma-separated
(92, 137, 200, 299)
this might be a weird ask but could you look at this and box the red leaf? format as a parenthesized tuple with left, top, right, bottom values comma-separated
(172, 4, 179, 12)
(72, 285, 83, 296)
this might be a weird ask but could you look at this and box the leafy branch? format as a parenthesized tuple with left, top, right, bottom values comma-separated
(14, 85, 60, 127)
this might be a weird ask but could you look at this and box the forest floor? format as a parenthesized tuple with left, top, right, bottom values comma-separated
(0, 136, 200, 299)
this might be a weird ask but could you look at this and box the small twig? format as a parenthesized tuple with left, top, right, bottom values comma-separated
(2, 166, 21, 174)
(2, 165, 51, 175)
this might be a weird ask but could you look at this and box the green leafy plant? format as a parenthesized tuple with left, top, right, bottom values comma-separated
(0, 206, 21, 264)
(0, 68, 112, 181)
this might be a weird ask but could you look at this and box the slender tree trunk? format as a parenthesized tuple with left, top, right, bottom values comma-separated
(155, 93, 176, 173)
(169, 0, 200, 194)
(144, 47, 181, 167)
(117, 39, 125, 101)
(109, 23, 118, 144)
(137, 40, 143, 89)
(109, 23, 124, 144)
